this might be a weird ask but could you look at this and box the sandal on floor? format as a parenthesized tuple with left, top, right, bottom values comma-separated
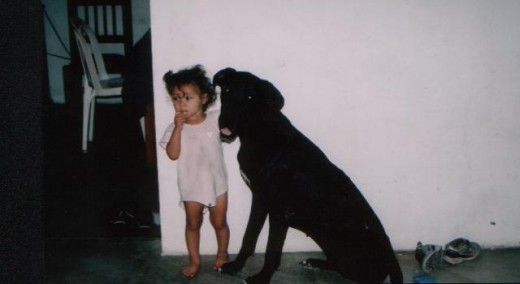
(415, 242, 444, 274)
(443, 238, 481, 265)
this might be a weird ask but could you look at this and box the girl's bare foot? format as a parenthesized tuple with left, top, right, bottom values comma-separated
(182, 263, 200, 278)
(212, 252, 229, 271)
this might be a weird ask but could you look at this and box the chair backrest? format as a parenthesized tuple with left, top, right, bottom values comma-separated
(71, 18, 110, 80)
(67, 0, 133, 62)
(70, 19, 106, 92)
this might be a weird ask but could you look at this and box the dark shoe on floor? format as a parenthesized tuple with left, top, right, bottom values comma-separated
(109, 210, 138, 227)
(443, 238, 481, 264)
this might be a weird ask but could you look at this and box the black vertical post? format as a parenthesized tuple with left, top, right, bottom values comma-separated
(0, 0, 44, 282)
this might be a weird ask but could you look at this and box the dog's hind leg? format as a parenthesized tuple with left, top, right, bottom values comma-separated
(331, 235, 402, 284)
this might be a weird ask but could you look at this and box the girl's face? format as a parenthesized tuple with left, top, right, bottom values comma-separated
(171, 84, 208, 124)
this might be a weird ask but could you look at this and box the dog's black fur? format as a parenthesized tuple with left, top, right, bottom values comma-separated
(214, 68, 403, 284)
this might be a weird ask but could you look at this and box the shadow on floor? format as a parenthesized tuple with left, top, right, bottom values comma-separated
(43, 104, 160, 239)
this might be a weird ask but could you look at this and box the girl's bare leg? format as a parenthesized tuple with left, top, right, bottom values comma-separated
(209, 193, 230, 270)
(183, 201, 204, 277)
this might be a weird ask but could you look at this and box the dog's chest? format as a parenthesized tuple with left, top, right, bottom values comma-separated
(236, 136, 294, 189)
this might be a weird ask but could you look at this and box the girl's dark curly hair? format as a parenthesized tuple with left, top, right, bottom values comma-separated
(163, 64, 216, 111)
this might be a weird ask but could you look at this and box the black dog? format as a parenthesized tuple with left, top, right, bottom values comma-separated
(214, 68, 403, 284)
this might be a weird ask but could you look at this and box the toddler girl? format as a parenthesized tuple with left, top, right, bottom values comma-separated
(160, 65, 229, 278)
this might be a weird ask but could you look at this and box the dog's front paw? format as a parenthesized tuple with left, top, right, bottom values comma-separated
(243, 274, 270, 284)
(218, 260, 243, 275)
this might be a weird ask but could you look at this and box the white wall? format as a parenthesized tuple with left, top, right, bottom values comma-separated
(151, 0, 520, 255)
(42, 0, 151, 103)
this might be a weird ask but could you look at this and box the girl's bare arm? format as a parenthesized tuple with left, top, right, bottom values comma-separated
(166, 113, 185, 160)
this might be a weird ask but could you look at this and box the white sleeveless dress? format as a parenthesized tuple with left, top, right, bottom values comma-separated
(160, 110, 228, 208)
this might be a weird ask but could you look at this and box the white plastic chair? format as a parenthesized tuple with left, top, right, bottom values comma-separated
(70, 19, 126, 153)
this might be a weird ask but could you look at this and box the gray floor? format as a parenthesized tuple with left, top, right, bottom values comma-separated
(44, 238, 520, 283)
(42, 106, 520, 283)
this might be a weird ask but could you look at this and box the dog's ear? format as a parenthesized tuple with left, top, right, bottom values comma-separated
(213, 68, 236, 86)
(256, 79, 284, 111)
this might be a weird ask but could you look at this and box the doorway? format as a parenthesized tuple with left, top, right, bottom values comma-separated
(42, 0, 159, 238)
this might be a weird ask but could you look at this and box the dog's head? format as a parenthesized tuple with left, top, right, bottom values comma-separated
(213, 68, 285, 143)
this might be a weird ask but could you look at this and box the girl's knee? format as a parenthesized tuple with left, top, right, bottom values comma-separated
(186, 217, 203, 231)
(210, 217, 228, 231)
(186, 222, 202, 231)
(184, 201, 204, 230)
